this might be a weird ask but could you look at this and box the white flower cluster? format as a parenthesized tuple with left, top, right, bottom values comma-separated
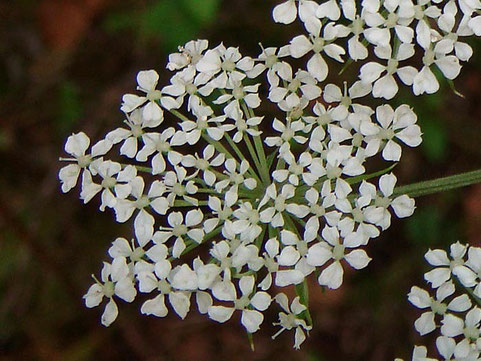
(274, 0, 481, 98)
(57, 0, 481, 350)
(398, 242, 481, 361)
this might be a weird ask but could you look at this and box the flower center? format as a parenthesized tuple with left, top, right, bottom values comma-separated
(222, 60, 236, 72)
(413, 5, 424, 20)
(231, 173, 244, 184)
(326, 166, 342, 179)
(237, 118, 248, 131)
(310, 204, 325, 217)
(379, 128, 395, 140)
(103, 281, 115, 298)
(189, 52, 202, 66)
(197, 118, 208, 130)
(290, 106, 304, 120)
(265, 257, 279, 272)
(422, 49, 435, 66)
(297, 241, 308, 256)
(447, 33, 458, 42)
(352, 133, 363, 147)
(430, 300, 447, 315)
(101, 176, 116, 189)
(248, 210, 260, 224)
(77, 155, 92, 168)
(196, 159, 210, 170)
(233, 86, 245, 100)
(387, 59, 399, 75)
(159, 279, 171, 294)
(449, 258, 465, 269)
(332, 244, 345, 261)
(340, 95, 351, 108)
(131, 247, 145, 262)
(275, 196, 286, 212)
(218, 207, 232, 220)
(465, 326, 480, 341)
(147, 90, 162, 101)
(173, 183, 186, 196)
(288, 79, 301, 93)
(375, 196, 391, 208)
(130, 124, 143, 138)
(157, 140, 170, 153)
(234, 296, 250, 310)
(136, 195, 150, 209)
(352, 17, 363, 35)
(282, 128, 295, 141)
(172, 224, 188, 237)
(386, 12, 398, 28)
(352, 208, 364, 223)
(289, 163, 303, 175)
(185, 83, 198, 95)
(317, 113, 331, 126)
(312, 37, 325, 54)
(266, 54, 278, 68)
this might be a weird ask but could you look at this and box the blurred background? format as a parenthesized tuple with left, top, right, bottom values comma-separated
(1, 0, 481, 360)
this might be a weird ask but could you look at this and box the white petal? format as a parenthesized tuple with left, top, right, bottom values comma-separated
(306, 243, 332, 267)
(251, 292, 271, 311)
(208, 306, 235, 323)
(169, 292, 191, 319)
(414, 312, 436, 335)
(273, 1, 297, 24)
(101, 299, 119, 327)
(141, 294, 168, 317)
(134, 210, 154, 247)
(241, 309, 263, 333)
(344, 249, 371, 270)
(137, 70, 159, 91)
(318, 262, 344, 289)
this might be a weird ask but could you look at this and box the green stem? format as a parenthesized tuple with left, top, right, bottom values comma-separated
(169, 108, 191, 122)
(244, 135, 266, 184)
(393, 169, 481, 198)
(174, 200, 209, 207)
(241, 102, 270, 184)
(283, 213, 313, 326)
(223, 132, 261, 183)
(295, 280, 313, 326)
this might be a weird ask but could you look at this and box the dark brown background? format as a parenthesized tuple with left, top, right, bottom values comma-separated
(1, 1, 481, 360)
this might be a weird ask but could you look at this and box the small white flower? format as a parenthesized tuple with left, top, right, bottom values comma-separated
(408, 282, 471, 336)
(306, 225, 371, 289)
(424, 242, 468, 288)
(156, 209, 205, 258)
(208, 275, 271, 333)
(59, 132, 93, 193)
(167, 39, 209, 71)
(361, 104, 422, 162)
(272, 293, 312, 349)
(84, 258, 136, 327)
(121, 70, 164, 121)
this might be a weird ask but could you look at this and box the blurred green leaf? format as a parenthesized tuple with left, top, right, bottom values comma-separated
(0, 232, 24, 282)
(56, 81, 83, 134)
(419, 119, 448, 163)
(139, 1, 198, 51)
(406, 206, 444, 246)
(308, 351, 327, 361)
(103, 12, 135, 33)
(181, 0, 221, 24)
(104, 0, 221, 52)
